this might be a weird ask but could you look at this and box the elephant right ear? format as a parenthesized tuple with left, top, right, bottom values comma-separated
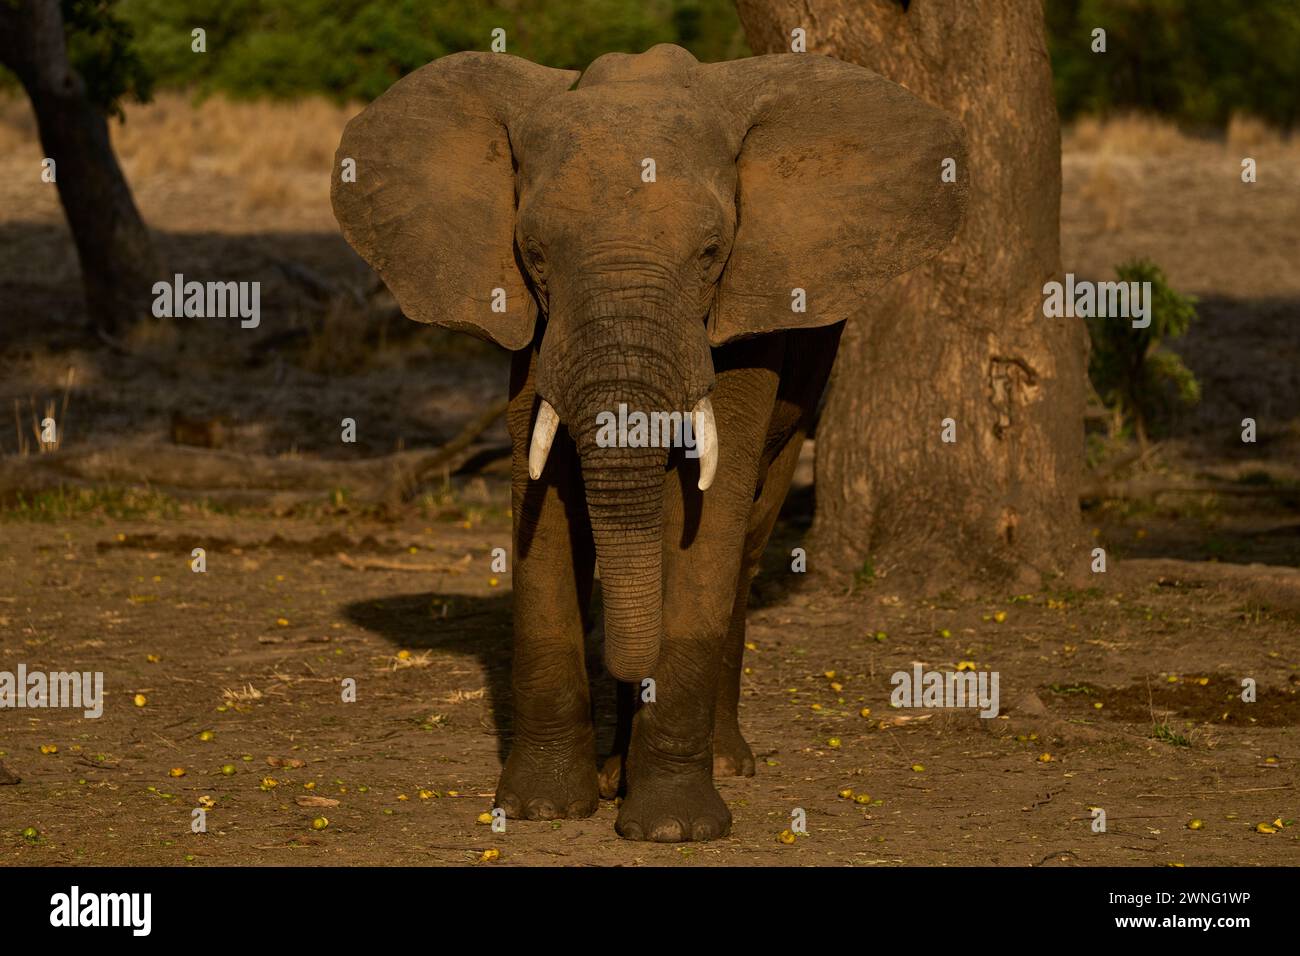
(699, 54, 968, 346)
(331, 53, 578, 350)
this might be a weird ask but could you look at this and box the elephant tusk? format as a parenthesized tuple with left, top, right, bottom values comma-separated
(528, 400, 560, 480)
(693, 396, 718, 491)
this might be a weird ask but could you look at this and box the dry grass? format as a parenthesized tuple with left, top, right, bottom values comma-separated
(1061, 113, 1300, 298)
(0, 91, 358, 227)
(110, 93, 353, 182)
(110, 93, 356, 213)
(9, 367, 76, 456)
(1064, 111, 1300, 157)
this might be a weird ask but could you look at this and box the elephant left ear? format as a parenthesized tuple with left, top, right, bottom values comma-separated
(698, 54, 968, 345)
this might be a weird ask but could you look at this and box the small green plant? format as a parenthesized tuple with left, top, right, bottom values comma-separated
(1086, 259, 1200, 447)
(1152, 722, 1192, 747)
(849, 556, 876, 593)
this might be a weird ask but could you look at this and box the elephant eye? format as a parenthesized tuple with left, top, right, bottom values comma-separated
(524, 239, 546, 276)
(699, 237, 722, 266)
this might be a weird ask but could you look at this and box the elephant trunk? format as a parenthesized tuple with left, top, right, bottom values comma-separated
(533, 281, 715, 681)
(578, 435, 669, 681)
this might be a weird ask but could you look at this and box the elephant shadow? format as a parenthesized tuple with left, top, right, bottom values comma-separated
(342, 589, 620, 766)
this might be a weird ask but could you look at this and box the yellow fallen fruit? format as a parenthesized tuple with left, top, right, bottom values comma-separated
(1256, 822, 1277, 834)
(1187, 819, 1203, 830)
(853, 793, 872, 805)
(146, 654, 161, 664)
(304, 781, 316, 790)
(312, 817, 329, 830)
(1038, 753, 1053, 763)
(40, 744, 58, 755)
(480, 848, 500, 862)
(276, 617, 290, 627)
(911, 764, 924, 772)
(956, 661, 976, 672)
(198, 795, 215, 809)
(811, 703, 822, 712)
(133, 694, 147, 707)
(838, 788, 854, 800)
(830, 682, 843, 693)
(396, 649, 412, 660)
(859, 708, 871, 718)
(777, 830, 796, 845)
(477, 812, 494, 825)
(993, 611, 1007, 623)
(198, 731, 214, 742)
(169, 767, 186, 778)
(939, 628, 952, 638)
(827, 737, 842, 748)
(220, 764, 236, 776)
(824, 670, 837, 679)
(419, 789, 434, 799)
(261, 777, 278, 790)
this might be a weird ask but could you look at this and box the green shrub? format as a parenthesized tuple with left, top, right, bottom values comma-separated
(1086, 259, 1200, 445)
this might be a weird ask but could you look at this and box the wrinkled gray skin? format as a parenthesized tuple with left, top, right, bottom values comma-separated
(333, 44, 966, 841)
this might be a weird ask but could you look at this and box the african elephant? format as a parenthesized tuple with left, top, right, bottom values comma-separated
(332, 43, 966, 842)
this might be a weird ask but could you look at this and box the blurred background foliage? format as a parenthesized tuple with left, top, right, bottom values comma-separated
(78, 0, 750, 104)
(1047, 0, 1300, 128)
(3, 0, 1296, 127)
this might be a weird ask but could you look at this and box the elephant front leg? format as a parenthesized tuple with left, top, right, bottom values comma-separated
(495, 389, 599, 821)
(615, 632, 732, 842)
(495, 622, 600, 821)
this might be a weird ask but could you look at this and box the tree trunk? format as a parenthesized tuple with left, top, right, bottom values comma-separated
(736, 0, 1087, 590)
(0, 0, 158, 333)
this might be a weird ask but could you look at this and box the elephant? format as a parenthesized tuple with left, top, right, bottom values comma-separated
(332, 43, 967, 842)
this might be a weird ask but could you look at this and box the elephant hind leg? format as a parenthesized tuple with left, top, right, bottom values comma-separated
(712, 426, 810, 777)
(597, 679, 636, 799)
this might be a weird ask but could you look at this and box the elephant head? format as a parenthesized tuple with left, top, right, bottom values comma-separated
(332, 44, 967, 681)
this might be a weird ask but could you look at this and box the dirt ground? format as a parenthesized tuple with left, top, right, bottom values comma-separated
(0, 100, 1298, 865)
(0, 509, 1297, 866)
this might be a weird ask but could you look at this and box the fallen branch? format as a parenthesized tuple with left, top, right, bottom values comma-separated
(0, 401, 510, 507)
(383, 397, 509, 502)
(336, 551, 472, 573)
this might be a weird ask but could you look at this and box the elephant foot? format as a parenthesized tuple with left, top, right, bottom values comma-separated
(495, 744, 599, 821)
(712, 724, 756, 777)
(615, 773, 732, 842)
(597, 752, 625, 800)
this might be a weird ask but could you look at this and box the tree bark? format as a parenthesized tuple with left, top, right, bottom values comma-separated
(0, 0, 159, 333)
(736, 0, 1087, 589)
